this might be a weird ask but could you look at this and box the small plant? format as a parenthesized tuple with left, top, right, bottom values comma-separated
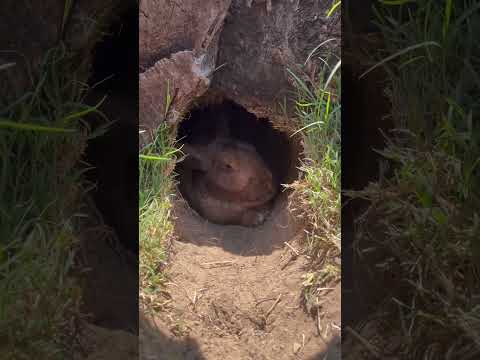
(286, 50, 341, 316)
(346, 1, 480, 358)
(0, 44, 103, 358)
(139, 121, 180, 311)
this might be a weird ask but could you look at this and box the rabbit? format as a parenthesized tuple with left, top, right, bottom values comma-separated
(183, 112, 276, 201)
(179, 111, 277, 226)
(182, 139, 276, 204)
(181, 139, 277, 226)
(186, 169, 273, 227)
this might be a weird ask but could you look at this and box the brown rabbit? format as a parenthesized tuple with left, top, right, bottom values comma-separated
(181, 138, 277, 226)
(183, 140, 275, 200)
(186, 171, 273, 226)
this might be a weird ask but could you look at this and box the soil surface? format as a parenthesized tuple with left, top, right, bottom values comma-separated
(141, 198, 340, 360)
(75, 323, 138, 360)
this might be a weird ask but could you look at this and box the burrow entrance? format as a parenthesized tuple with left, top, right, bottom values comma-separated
(77, 4, 138, 334)
(174, 98, 303, 255)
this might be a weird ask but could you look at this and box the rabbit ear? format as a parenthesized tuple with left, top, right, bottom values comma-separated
(182, 143, 211, 171)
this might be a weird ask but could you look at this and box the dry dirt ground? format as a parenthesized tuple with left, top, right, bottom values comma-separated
(140, 199, 341, 360)
(75, 324, 138, 360)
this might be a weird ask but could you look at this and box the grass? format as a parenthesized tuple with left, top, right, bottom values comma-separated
(0, 44, 104, 359)
(285, 52, 341, 315)
(346, 1, 480, 358)
(139, 121, 180, 312)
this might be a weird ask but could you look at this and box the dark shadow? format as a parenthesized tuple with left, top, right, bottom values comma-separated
(172, 98, 303, 256)
(140, 312, 206, 360)
(305, 335, 341, 360)
(78, 3, 139, 334)
(84, 3, 139, 255)
(341, 0, 395, 336)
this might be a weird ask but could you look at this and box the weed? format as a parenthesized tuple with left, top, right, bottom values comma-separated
(347, 1, 480, 357)
(0, 44, 102, 359)
(286, 52, 341, 315)
(139, 121, 180, 311)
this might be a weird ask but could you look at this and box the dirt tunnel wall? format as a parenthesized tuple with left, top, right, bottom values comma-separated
(139, 0, 340, 147)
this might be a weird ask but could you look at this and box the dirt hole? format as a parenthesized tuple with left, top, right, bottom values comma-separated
(174, 99, 303, 255)
(78, 5, 138, 334)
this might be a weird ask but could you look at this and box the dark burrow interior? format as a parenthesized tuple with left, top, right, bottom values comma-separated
(78, 5, 139, 333)
(342, 2, 395, 333)
(84, 4, 138, 254)
(175, 99, 301, 229)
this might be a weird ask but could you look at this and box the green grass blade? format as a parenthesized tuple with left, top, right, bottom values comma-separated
(61, 0, 74, 36)
(359, 41, 441, 79)
(325, 60, 341, 89)
(443, 0, 453, 38)
(139, 154, 171, 161)
(304, 39, 338, 66)
(60, 95, 107, 123)
(0, 119, 75, 133)
(327, 1, 341, 17)
(291, 121, 322, 137)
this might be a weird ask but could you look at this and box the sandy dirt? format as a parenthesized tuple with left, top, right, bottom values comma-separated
(140, 199, 340, 360)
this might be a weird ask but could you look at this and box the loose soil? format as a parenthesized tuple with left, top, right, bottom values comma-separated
(141, 197, 341, 360)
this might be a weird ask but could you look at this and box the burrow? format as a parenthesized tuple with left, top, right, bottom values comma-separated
(140, 0, 340, 256)
(173, 95, 305, 255)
